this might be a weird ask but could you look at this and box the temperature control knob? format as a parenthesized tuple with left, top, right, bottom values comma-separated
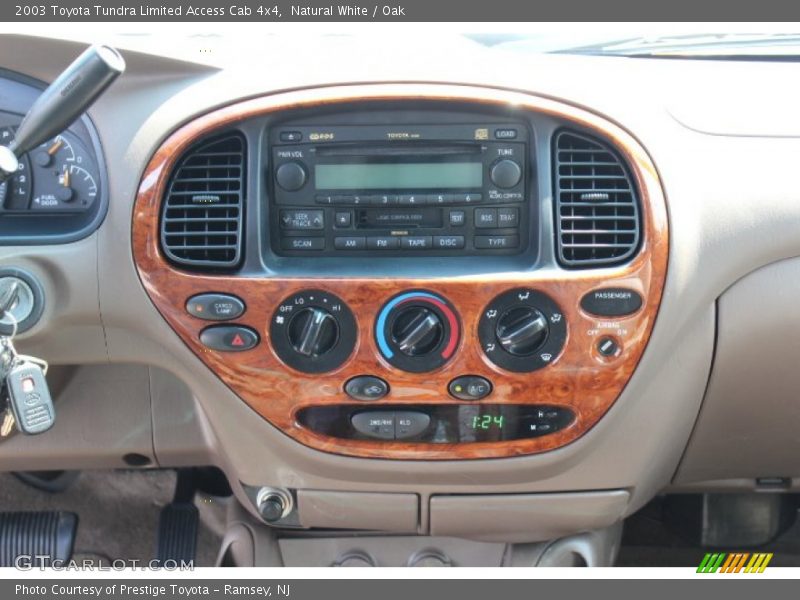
(495, 307, 549, 356)
(391, 306, 443, 357)
(271, 290, 357, 374)
(376, 291, 460, 373)
(479, 288, 567, 373)
(288, 307, 339, 357)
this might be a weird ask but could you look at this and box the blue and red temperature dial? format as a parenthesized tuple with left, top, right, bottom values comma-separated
(375, 290, 460, 373)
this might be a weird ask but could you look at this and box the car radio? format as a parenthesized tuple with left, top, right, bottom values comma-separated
(269, 122, 530, 257)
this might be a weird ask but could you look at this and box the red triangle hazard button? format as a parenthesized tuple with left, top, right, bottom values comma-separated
(230, 334, 246, 347)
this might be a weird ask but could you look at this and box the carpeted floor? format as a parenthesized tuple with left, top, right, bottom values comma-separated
(0, 469, 226, 566)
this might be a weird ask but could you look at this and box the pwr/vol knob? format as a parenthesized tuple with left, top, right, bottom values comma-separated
(270, 290, 356, 374)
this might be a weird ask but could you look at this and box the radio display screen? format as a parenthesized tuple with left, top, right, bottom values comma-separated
(315, 162, 483, 190)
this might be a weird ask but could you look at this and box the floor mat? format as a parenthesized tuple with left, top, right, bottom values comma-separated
(0, 469, 225, 567)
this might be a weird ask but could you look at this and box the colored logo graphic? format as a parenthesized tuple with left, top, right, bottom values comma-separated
(697, 552, 773, 573)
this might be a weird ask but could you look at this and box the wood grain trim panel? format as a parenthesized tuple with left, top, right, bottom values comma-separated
(132, 84, 668, 460)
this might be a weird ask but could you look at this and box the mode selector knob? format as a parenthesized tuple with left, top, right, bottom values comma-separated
(490, 159, 522, 189)
(391, 306, 443, 357)
(495, 306, 549, 356)
(288, 307, 339, 357)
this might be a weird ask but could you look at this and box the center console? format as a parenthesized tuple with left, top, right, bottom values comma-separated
(132, 84, 668, 461)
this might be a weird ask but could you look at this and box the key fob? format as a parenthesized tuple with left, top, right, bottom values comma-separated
(6, 361, 54, 434)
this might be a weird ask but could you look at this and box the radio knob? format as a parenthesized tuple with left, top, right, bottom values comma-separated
(490, 159, 522, 189)
(275, 161, 307, 191)
(495, 306, 549, 356)
(287, 307, 339, 357)
(391, 306, 444, 357)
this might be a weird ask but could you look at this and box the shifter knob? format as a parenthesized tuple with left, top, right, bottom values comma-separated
(288, 307, 339, 357)
(495, 306, 549, 356)
(391, 306, 444, 357)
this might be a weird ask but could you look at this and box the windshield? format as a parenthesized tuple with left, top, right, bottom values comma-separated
(6, 24, 800, 65)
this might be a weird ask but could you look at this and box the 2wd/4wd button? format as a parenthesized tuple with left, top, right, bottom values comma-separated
(580, 287, 643, 317)
(200, 325, 259, 352)
(449, 375, 493, 401)
(186, 293, 245, 321)
(345, 376, 389, 401)
(351, 412, 396, 440)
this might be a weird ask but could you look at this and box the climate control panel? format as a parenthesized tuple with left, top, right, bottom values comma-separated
(133, 83, 668, 460)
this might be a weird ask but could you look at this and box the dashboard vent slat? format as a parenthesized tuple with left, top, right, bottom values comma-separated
(554, 130, 641, 267)
(160, 134, 246, 269)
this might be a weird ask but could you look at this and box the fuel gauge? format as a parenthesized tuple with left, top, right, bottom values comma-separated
(30, 132, 100, 212)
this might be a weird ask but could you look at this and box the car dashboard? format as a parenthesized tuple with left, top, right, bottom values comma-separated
(0, 32, 797, 565)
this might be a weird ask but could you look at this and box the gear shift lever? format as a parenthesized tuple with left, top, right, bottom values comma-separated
(0, 45, 125, 182)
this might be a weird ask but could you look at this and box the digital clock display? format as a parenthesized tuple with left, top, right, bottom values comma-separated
(470, 414, 505, 430)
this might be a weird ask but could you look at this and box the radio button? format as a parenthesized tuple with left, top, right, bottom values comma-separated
(280, 209, 324, 230)
(433, 235, 465, 250)
(335, 212, 352, 228)
(399, 194, 425, 206)
(367, 236, 400, 250)
(335, 236, 366, 250)
(400, 236, 433, 250)
(331, 195, 353, 205)
(370, 194, 397, 205)
(494, 129, 518, 140)
(428, 193, 451, 205)
(281, 237, 325, 251)
(275, 161, 307, 191)
(315, 195, 333, 205)
(457, 193, 482, 204)
(474, 235, 519, 249)
(449, 211, 466, 227)
(475, 208, 498, 228)
(497, 207, 519, 227)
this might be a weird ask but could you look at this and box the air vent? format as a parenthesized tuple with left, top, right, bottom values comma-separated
(554, 130, 641, 267)
(161, 133, 245, 269)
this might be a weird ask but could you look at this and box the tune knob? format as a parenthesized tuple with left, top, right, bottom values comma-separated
(287, 307, 339, 357)
(489, 159, 522, 189)
(391, 306, 444, 357)
(495, 306, 549, 356)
